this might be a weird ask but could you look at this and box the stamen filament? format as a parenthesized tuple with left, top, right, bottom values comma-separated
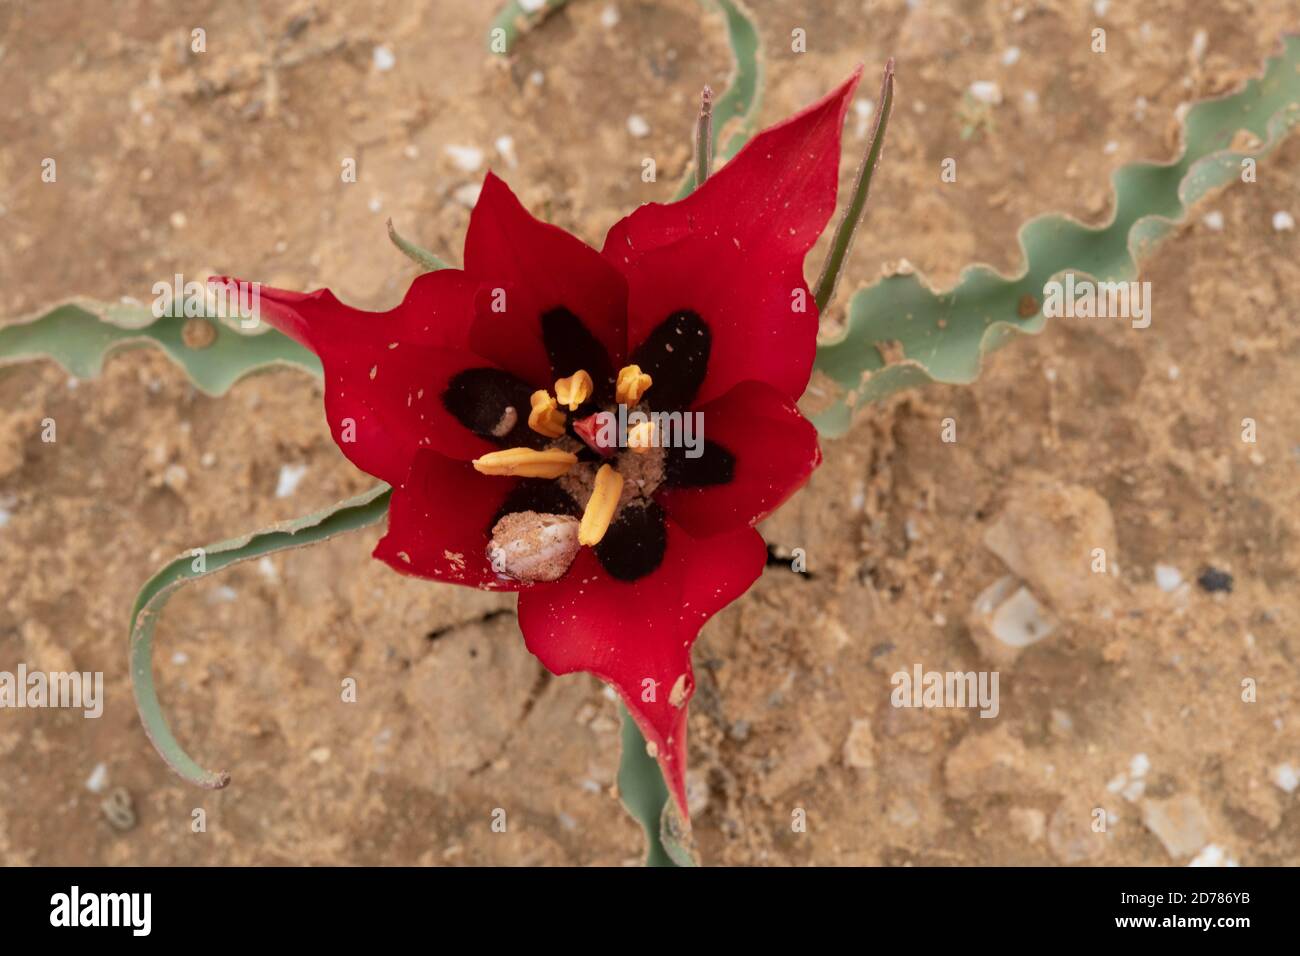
(578, 464, 624, 546)
(473, 447, 577, 479)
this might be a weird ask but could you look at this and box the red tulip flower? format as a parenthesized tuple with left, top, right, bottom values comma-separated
(226, 68, 860, 820)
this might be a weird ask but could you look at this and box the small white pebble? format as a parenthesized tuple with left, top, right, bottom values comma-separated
(600, 3, 620, 27)
(1272, 210, 1295, 232)
(528, 69, 545, 86)
(494, 135, 519, 168)
(1188, 844, 1237, 867)
(627, 114, 651, 138)
(1189, 28, 1208, 62)
(1202, 210, 1224, 231)
(968, 81, 1002, 105)
(367, 196, 383, 213)
(372, 45, 396, 72)
(1168, 365, 1180, 381)
(1104, 140, 1119, 155)
(209, 585, 238, 603)
(171, 651, 189, 665)
(520, 0, 547, 11)
(453, 183, 483, 208)
(309, 746, 331, 764)
(275, 463, 308, 498)
(1273, 762, 1299, 793)
(1093, 0, 1110, 15)
(1001, 46, 1021, 66)
(1154, 564, 1183, 592)
(257, 556, 278, 582)
(1129, 753, 1151, 778)
(1021, 90, 1039, 111)
(444, 144, 484, 173)
(86, 763, 109, 794)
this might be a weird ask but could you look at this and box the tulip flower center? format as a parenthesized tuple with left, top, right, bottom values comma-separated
(473, 362, 666, 555)
(445, 308, 730, 584)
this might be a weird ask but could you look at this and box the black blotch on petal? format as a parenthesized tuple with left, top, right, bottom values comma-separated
(595, 500, 667, 582)
(491, 480, 582, 529)
(443, 368, 544, 448)
(630, 310, 710, 410)
(664, 441, 735, 487)
(541, 307, 615, 403)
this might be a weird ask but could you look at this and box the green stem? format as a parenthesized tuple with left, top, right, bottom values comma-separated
(695, 85, 715, 189)
(813, 58, 895, 313)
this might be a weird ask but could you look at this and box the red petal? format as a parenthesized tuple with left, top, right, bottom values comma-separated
(373, 449, 525, 590)
(516, 520, 766, 819)
(659, 379, 821, 538)
(464, 172, 627, 386)
(233, 269, 481, 352)
(224, 275, 501, 484)
(601, 69, 861, 406)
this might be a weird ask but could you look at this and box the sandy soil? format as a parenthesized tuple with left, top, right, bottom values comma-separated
(0, 0, 1297, 865)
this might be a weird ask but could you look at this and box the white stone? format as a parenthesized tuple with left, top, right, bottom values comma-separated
(1130, 752, 1151, 778)
(1272, 762, 1299, 793)
(627, 114, 651, 138)
(1154, 564, 1183, 592)
(453, 183, 483, 208)
(1272, 210, 1296, 232)
(372, 45, 396, 72)
(1001, 47, 1021, 66)
(600, 4, 620, 27)
(494, 135, 519, 169)
(1202, 210, 1224, 230)
(968, 81, 1002, 105)
(85, 763, 109, 793)
(275, 463, 308, 498)
(444, 144, 484, 173)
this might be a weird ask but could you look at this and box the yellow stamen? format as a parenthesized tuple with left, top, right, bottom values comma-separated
(626, 420, 657, 454)
(578, 464, 624, 546)
(527, 390, 566, 438)
(473, 447, 576, 479)
(616, 364, 653, 405)
(554, 369, 593, 411)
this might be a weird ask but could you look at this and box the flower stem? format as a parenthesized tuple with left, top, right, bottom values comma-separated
(386, 218, 450, 272)
(813, 58, 895, 314)
(695, 85, 714, 189)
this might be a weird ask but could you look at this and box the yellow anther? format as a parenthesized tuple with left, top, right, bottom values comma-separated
(616, 364, 653, 405)
(554, 369, 594, 411)
(578, 464, 624, 547)
(472, 447, 577, 479)
(528, 390, 567, 438)
(626, 420, 657, 454)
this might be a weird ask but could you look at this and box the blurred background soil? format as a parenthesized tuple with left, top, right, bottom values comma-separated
(0, 0, 1297, 865)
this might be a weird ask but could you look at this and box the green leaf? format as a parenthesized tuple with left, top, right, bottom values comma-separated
(617, 704, 691, 866)
(387, 218, 452, 272)
(812, 34, 1300, 436)
(674, 0, 762, 200)
(0, 299, 319, 396)
(487, 0, 571, 55)
(129, 485, 392, 788)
